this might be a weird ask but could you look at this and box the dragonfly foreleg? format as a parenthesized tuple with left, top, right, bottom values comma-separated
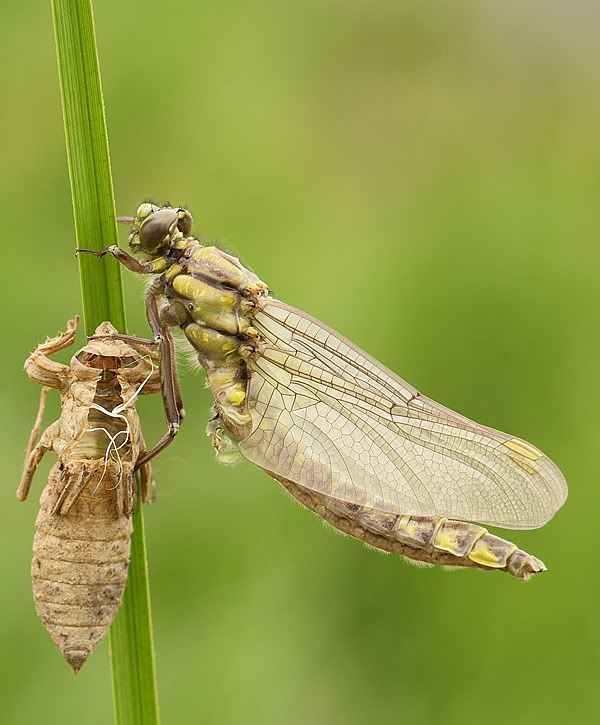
(24, 316, 79, 389)
(76, 245, 165, 275)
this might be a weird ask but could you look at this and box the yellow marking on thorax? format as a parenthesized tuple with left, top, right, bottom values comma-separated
(184, 323, 241, 362)
(228, 390, 246, 406)
(211, 369, 241, 388)
(191, 248, 208, 261)
(151, 257, 169, 274)
(172, 274, 204, 300)
(504, 438, 543, 460)
(164, 263, 184, 283)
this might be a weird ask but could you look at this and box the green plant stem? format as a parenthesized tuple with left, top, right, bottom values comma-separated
(51, 1, 160, 722)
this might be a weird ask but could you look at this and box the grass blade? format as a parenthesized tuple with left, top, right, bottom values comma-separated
(51, 1, 160, 722)
(110, 503, 160, 724)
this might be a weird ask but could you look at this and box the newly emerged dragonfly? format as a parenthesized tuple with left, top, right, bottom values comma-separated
(83, 203, 567, 580)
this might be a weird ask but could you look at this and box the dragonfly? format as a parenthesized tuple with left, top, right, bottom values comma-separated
(81, 202, 568, 580)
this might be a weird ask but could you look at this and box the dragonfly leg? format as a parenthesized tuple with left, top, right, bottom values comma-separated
(50, 462, 88, 515)
(20, 320, 78, 499)
(87, 332, 159, 347)
(132, 410, 158, 504)
(17, 444, 48, 502)
(139, 459, 157, 504)
(17, 408, 59, 502)
(76, 245, 158, 275)
(133, 282, 185, 470)
(24, 317, 78, 388)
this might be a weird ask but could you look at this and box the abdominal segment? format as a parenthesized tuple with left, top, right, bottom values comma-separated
(271, 474, 546, 581)
(31, 460, 132, 672)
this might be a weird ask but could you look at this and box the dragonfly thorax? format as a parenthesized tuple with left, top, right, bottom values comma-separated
(156, 232, 270, 443)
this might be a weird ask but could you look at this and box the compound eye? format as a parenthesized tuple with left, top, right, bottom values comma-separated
(177, 209, 193, 236)
(138, 208, 178, 251)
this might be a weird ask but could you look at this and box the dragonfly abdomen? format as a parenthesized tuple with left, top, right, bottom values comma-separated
(272, 474, 546, 580)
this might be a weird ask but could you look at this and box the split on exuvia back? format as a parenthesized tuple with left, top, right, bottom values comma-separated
(78, 202, 568, 580)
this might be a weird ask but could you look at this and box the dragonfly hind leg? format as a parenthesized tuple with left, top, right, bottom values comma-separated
(133, 282, 185, 470)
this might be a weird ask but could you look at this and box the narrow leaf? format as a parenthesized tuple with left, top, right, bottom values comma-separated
(51, 1, 160, 722)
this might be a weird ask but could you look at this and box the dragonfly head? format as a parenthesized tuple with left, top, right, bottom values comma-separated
(120, 203, 194, 257)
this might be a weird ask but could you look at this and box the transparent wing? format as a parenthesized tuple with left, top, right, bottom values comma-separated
(238, 300, 567, 530)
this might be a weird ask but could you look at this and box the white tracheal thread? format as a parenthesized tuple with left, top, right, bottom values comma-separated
(88, 355, 155, 493)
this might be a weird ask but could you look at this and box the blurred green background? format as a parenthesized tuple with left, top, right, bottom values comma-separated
(1, 1, 597, 723)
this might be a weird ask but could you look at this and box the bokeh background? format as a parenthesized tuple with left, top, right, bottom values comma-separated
(1, 1, 598, 723)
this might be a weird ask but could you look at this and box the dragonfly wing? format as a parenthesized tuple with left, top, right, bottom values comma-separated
(238, 300, 567, 530)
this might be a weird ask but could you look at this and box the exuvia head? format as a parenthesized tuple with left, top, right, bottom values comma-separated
(75, 321, 138, 364)
(118, 203, 194, 256)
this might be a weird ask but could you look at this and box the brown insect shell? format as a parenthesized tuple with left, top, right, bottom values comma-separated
(24, 322, 159, 672)
(70, 327, 159, 409)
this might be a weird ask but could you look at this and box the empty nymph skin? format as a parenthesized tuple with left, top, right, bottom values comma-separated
(18, 317, 159, 671)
